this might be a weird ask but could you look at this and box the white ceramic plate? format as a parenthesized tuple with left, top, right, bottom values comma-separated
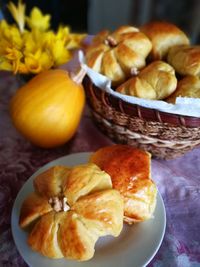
(11, 152, 166, 267)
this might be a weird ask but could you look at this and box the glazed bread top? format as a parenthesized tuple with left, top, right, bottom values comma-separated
(140, 21, 190, 60)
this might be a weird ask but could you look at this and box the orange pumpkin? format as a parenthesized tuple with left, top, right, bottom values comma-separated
(10, 69, 85, 148)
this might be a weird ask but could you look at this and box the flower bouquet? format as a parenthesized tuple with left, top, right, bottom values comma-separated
(0, 0, 86, 75)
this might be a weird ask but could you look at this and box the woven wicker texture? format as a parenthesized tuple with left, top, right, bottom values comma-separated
(83, 76, 200, 159)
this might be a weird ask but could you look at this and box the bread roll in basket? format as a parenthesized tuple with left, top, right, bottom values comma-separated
(140, 21, 190, 60)
(85, 25, 152, 86)
(83, 22, 200, 159)
(116, 61, 177, 100)
(19, 164, 124, 261)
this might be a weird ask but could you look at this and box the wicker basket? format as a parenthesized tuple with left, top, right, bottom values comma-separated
(83, 76, 200, 159)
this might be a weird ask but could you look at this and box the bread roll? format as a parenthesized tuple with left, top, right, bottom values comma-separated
(166, 75, 200, 103)
(117, 61, 177, 100)
(90, 145, 157, 224)
(167, 45, 200, 76)
(19, 164, 123, 261)
(140, 21, 190, 60)
(85, 25, 152, 85)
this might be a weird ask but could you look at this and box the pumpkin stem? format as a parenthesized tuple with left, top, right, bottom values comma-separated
(70, 68, 86, 84)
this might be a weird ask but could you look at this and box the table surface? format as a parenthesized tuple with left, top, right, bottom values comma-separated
(0, 71, 200, 267)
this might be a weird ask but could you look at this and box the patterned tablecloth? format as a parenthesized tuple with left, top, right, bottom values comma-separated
(0, 71, 200, 267)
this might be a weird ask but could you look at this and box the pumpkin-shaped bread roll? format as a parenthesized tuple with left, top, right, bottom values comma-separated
(116, 61, 177, 100)
(167, 45, 200, 76)
(85, 25, 152, 85)
(90, 145, 157, 224)
(19, 164, 123, 261)
(166, 75, 200, 103)
(140, 21, 190, 60)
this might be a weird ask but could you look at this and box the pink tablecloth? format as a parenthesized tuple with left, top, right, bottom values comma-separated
(0, 72, 200, 267)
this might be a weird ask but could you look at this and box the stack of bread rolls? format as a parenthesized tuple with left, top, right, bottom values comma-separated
(85, 21, 200, 103)
(19, 145, 157, 262)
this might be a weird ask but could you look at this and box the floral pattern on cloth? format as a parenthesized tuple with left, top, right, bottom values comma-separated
(0, 72, 200, 267)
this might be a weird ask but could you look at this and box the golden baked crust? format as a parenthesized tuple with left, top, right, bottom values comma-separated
(85, 25, 152, 85)
(167, 45, 200, 76)
(19, 192, 52, 228)
(19, 164, 124, 261)
(117, 61, 177, 100)
(140, 21, 189, 60)
(28, 211, 64, 258)
(166, 75, 200, 103)
(62, 163, 112, 205)
(90, 145, 157, 224)
(34, 165, 70, 198)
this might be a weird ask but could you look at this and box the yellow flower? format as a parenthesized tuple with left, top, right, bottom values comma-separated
(5, 47, 22, 61)
(0, 39, 10, 56)
(17, 62, 29, 74)
(24, 50, 53, 74)
(55, 26, 86, 50)
(24, 56, 42, 74)
(0, 1, 86, 74)
(0, 57, 13, 71)
(0, 20, 23, 50)
(23, 32, 37, 54)
(4, 47, 22, 73)
(23, 29, 44, 54)
(7, 0, 25, 33)
(56, 26, 70, 42)
(26, 7, 50, 31)
(66, 33, 86, 50)
(43, 31, 72, 66)
(48, 39, 72, 66)
(40, 52, 53, 70)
